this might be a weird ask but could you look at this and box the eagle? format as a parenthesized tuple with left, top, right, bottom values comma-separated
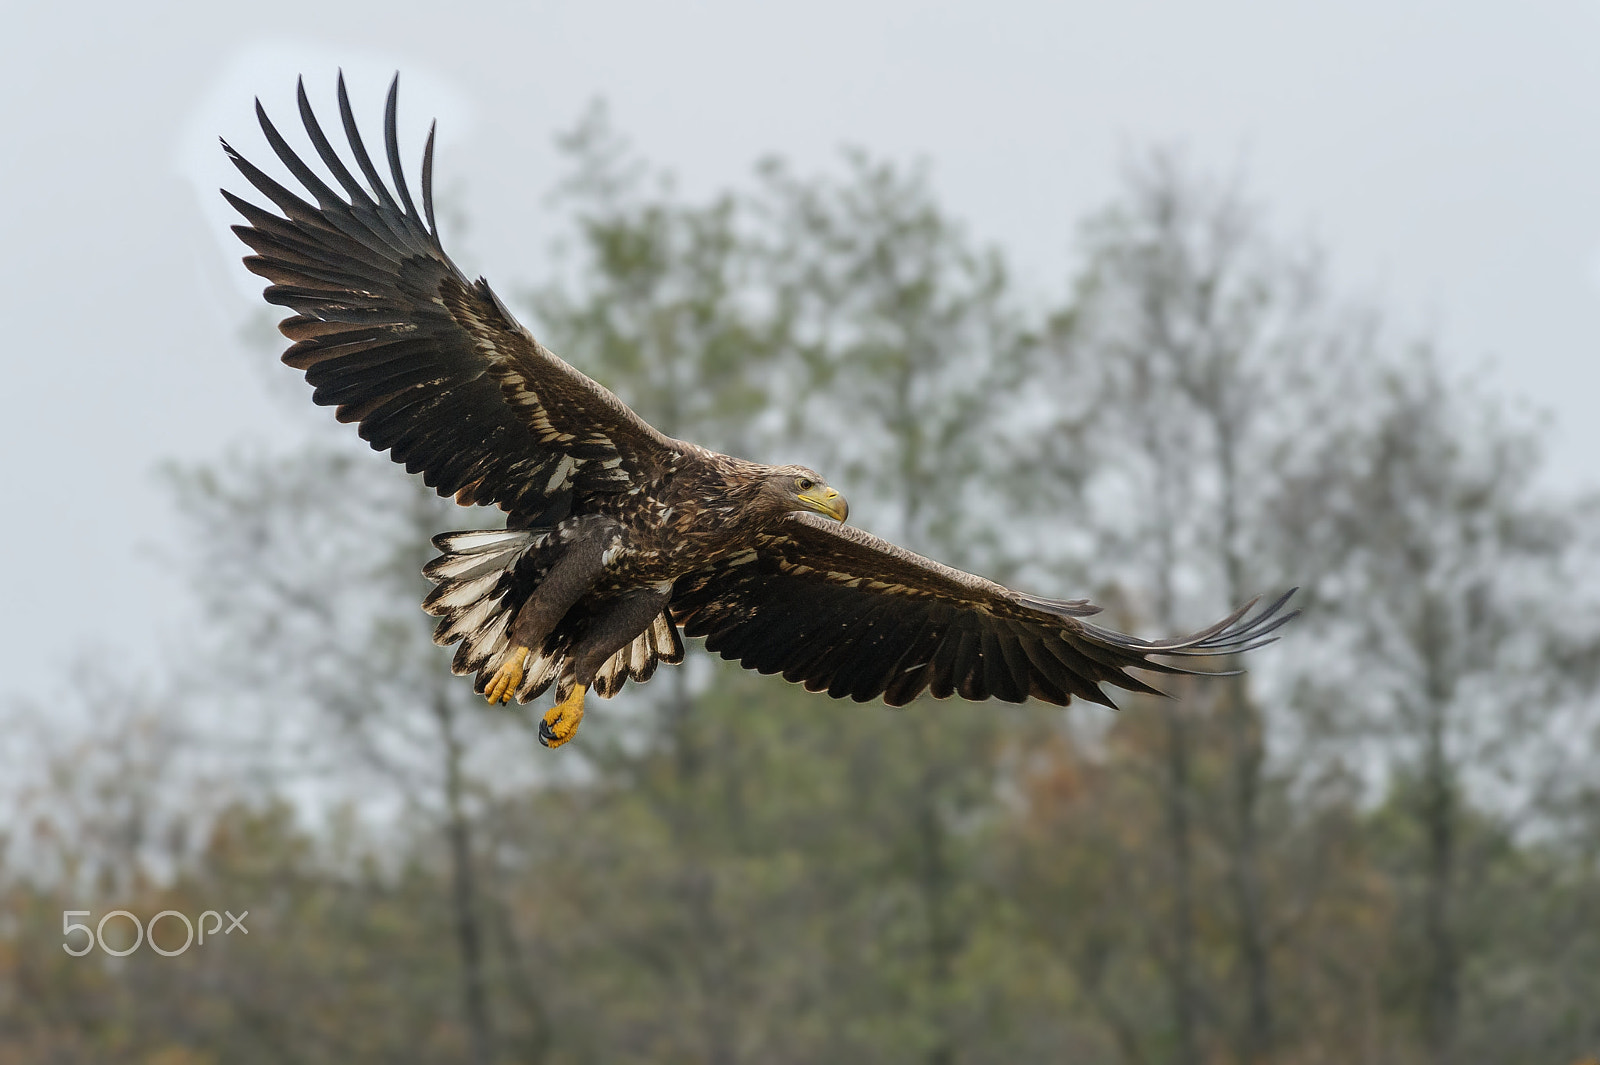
(223, 75, 1295, 749)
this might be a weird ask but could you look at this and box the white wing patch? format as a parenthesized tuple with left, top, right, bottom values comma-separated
(545, 454, 579, 493)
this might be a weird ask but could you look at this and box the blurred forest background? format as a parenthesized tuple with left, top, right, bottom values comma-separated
(3, 110, 1599, 1065)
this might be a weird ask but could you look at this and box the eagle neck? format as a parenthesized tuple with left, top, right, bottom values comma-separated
(713, 460, 784, 532)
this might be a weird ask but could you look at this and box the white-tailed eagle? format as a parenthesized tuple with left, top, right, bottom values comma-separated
(223, 75, 1295, 748)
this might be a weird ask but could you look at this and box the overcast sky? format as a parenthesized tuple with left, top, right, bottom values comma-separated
(3, 0, 1597, 703)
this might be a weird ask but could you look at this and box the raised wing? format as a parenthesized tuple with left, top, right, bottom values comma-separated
(671, 512, 1296, 707)
(223, 74, 679, 525)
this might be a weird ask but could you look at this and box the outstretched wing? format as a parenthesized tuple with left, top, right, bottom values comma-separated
(671, 512, 1296, 707)
(223, 74, 680, 525)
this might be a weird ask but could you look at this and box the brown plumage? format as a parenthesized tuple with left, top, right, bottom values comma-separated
(224, 74, 1296, 748)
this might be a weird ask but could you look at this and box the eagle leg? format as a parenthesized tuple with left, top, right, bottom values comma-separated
(485, 515, 622, 707)
(485, 648, 531, 706)
(538, 587, 674, 749)
(539, 685, 587, 748)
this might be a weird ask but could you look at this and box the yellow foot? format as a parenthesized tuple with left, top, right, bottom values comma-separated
(485, 647, 531, 706)
(539, 684, 587, 749)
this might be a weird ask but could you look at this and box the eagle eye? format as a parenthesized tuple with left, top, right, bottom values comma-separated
(797, 477, 815, 492)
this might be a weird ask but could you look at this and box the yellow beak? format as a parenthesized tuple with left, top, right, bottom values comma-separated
(799, 486, 849, 523)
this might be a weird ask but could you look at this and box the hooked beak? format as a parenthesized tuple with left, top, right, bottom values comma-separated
(798, 486, 849, 523)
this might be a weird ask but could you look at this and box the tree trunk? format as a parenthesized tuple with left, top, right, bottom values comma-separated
(1418, 597, 1459, 1065)
(912, 721, 959, 1065)
(1214, 377, 1276, 1065)
(1222, 680, 1274, 1063)
(435, 690, 495, 1065)
(1161, 706, 1201, 1065)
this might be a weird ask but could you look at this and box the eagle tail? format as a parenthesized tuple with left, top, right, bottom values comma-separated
(590, 612, 685, 698)
(423, 528, 686, 704)
(423, 529, 548, 694)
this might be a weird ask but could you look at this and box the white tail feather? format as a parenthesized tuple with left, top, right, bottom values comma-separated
(627, 632, 652, 677)
(441, 594, 504, 647)
(595, 647, 628, 698)
(424, 551, 513, 583)
(427, 529, 537, 686)
(517, 649, 561, 701)
(434, 529, 530, 554)
(460, 610, 513, 676)
(648, 613, 684, 663)
(428, 570, 503, 614)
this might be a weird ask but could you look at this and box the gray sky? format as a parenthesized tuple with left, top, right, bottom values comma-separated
(3, 0, 1597, 702)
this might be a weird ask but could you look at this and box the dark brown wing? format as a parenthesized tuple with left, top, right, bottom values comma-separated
(671, 512, 1296, 707)
(223, 74, 679, 525)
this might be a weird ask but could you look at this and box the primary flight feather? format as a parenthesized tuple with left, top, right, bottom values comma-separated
(223, 74, 1295, 748)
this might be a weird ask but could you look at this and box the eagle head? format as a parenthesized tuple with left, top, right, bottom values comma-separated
(764, 464, 848, 523)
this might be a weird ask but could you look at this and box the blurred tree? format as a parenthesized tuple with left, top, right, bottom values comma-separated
(1034, 154, 1350, 1064)
(164, 441, 537, 1064)
(531, 102, 779, 459)
(520, 111, 805, 1064)
(1278, 349, 1600, 1063)
(751, 149, 1047, 1065)
(514, 117, 1046, 1064)
(3, 112, 1599, 1065)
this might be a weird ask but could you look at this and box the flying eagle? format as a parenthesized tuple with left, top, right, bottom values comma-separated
(223, 75, 1295, 749)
